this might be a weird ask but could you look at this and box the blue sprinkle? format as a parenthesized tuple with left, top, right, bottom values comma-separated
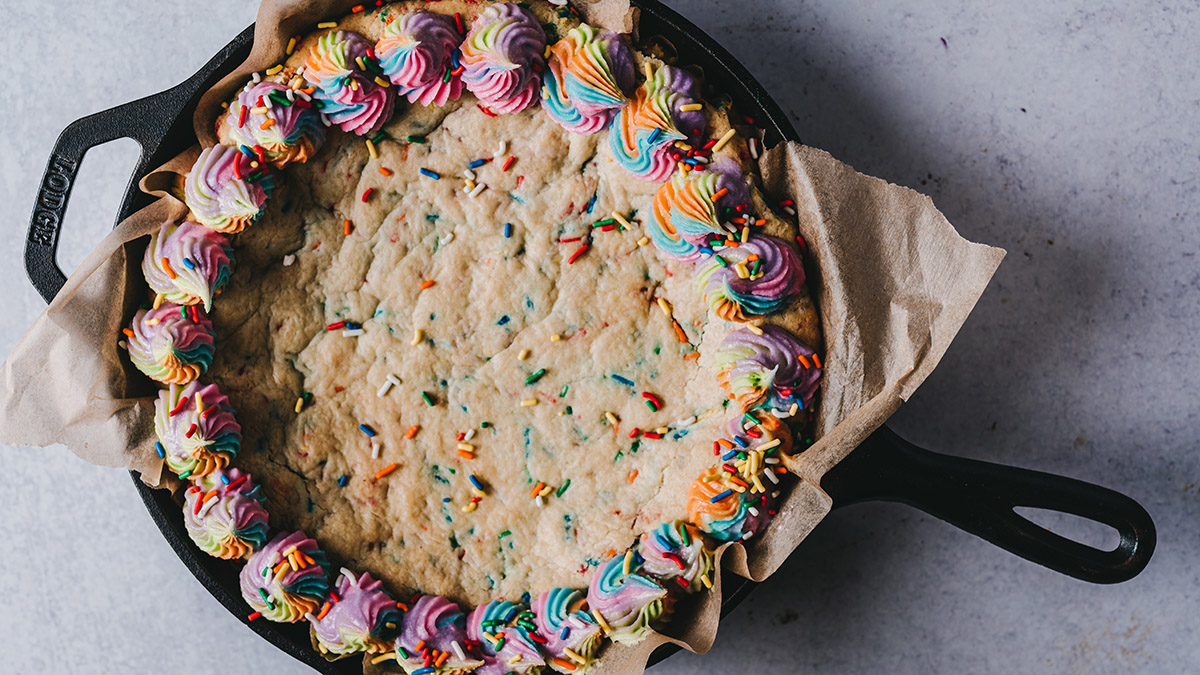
(710, 489, 734, 503)
(154, 441, 165, 458)
(585, 193, 598, 213)
(733, 435, 748, 448)
(504, 607, 518, 622)
(497, 315, 510, 325)
(610, 374, 635, 386)
(721, 449, 738, 461)
(414, 668, 436, 675)
(238, 145, 254, 157)
(647, 128, 662, 144)
(419, 168, 440, 179)
(521, 590, 531, 604)
(338, 474, 349, 487)
(182, 258, 196, 270)
(654, 532, 671, 549)
(359, 423, 376, 437)
(469, 474, 484, 490)
(442, 497, 451, 503)
(503, 222, 512, 238)
(697, 246, 714, 256)
(451, 49, 461, 68)
(560, 626, 570, 639)
(344, 322, 362, 330)
(469, 158, 486, 168)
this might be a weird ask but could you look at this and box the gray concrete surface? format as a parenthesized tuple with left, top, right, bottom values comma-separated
(1, 0, 1196, 672)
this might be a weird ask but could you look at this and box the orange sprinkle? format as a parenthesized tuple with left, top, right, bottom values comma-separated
(374, 463, 398, 480)
(457, 449, 475, 460)
(396, 602, 409, 612)
(379, 166, 393, 176)
(351, 4, 364, 11)
(406, 425, 420, 439)
(161, 257, 176, 279)
(712, 187, 728, 201)
(122, 328, 135, 338)
(683, 352, 701, 361)
(755, 218, 767, 226)
(671, 320, 688, 344)
(259, 119, 276, 130)
(717, 438, 734, 449)
(434, 652, 449, 668)
(812, 353, 823, 368)
(730, 476, 750, 489)
(344, 219, 354, 235)
(530, 481, 545, 498)
(273, 560, 289, 575)
(553, 658, 578, 671)
(419, 280, 436, 290)
(414, 640, 426, 652)
(316, 601, 332, 620)
(797, 354, 812, 369)
(627, 469, 639, 484)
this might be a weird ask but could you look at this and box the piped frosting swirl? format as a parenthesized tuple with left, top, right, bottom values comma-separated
(647, 169, 740, 263)
(696, 234, 805, 321)
(608, 64, 705, 182)
(686, 466, 773, 542)
(182, 466, 268, 560)
(541, 24, 634, 135)
(637, 521, 713, 592)
(714, 325, 822, 414)
(309, 570, 404, 657)
(240, 531, 331, 623)
(142, 220, 233, 311)
(460, 3, 546, 114)
(224, 79, 326, 169)
(184, 144, 273, 234)
(532, 587, 602, 672)
(153, 380, 241, 478)
(586, 553, 668, 645)
(395, 594, 483, 673)
(304, 30, 396, 136)
(126, 302, 214, 385)
(376, 9, 464, 106)
(465, 600, 545, 675)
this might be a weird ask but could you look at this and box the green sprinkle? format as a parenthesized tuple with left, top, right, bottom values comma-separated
(591, 218, 614, 228)
(371, 132, 386, 145)
(397, 647, 409, 659)
(644, 400, 658, 411)
(559, 384, 569, 397)
(614, 450, 624, 462)
(480, 421, 490, 428)
(556, 480, 571, 497)
(407, 135, 426, 143)
(303, 392, 313, 403)
(715, 255, 728, 268)
(751, 260, 761, 276)
(261, 566, 270, 577)
(499, 530, 512, 538)
(525, 368, 547, 385)
(421, 391, 435, 406)
(678, 521, 690, 546)
(178, 469, 193, 480)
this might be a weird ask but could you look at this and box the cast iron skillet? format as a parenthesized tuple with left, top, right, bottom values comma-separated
(25, 2, 1156, 672)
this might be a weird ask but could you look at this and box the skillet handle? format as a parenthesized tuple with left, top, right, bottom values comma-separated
(24, 24, 255, 304)
(821, 425, 1156, 584)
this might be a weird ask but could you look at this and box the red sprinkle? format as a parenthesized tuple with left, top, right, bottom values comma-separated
(628, 428, 641, 438)
(327, 321, 346, 330)
(185, 424, 199, 439)
(248, 612, 262, 621)
(362, 187, 374, 202)
(477, 104, 497, 117)
(566, 244, 589, 264)
(454, 12, 464, 33)
(169, 397, 189, 417)
(228, 475, 248, 490)
(237, 104, 248, 128)
(559, 236, 582, 243)
(644, 432, 663, 439)
(502, 156, 516, 172)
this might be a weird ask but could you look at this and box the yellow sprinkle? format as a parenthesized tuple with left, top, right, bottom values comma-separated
(751, 474, 766, 493)
(680, 103, 703, 112)
(471, 486, 486, 498)
(457, 443, 475, 452)
(411, 329, 423, 346)
(265, 64, 284, 76)
(465, 178, 476, 191)
(637, 237, 650, 247)
(461, 502, 478, 513)
(145, 318, 160, 326)
(564, 648, 587, 665)
(741, 226, 750, 243)
(622, 550, 633, 575)
(656, 297, 672, 316)
(518, 349, 530, 361)
(366, 139, 378, 158)
(699, 573, 712, 589)
(655, 426, 669, 434)
(286, 37, 297, 55)
(674, 141, 693, 152)
(371, 653, 397, 665)
(152, 293, 164, 310)
(195, 393, 204, 413)
(712, 128, 737, 152)
(550, 334, 562, 342)
(508, 654, 523, 665)
(374, 76, 390, 88)
(592, 608, 612, 635)
(611, 211, 633, 229)
(355, 56, 367, 70)
(746, 323, 763, 336)
(251, 106, 270, 114)
(643, 62, 654, 81)
(317, 21, 338, 29)
(677, 161, 688, 173)
(734, 262, 749, 279)
(759, 438, 782, 451)
(544, 45, 552, 58)
(731, 482, 746, 493)
(605, 411, 619, 426)
(520, 398, 539, 407)
(294, 397, 304, 413)
(538, 484, 554, 497)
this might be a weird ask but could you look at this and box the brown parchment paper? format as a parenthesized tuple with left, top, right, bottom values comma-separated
(0, 0, 1005, 672)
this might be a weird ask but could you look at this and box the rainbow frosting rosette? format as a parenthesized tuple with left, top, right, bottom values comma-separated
(240, 531, 331, 623)
(585, 553, 669, 645)
(376, 9, 464, 106)
(465, 600, 545, 675)
(142, 220, 233, 311)
(726, 411, 795, 457)
(541, 23, 634, 134)
(222, 79, 326, 169)
(532, 587, 602, 673)
(309, 569, 404, 658)
(647, 169, 741, 263)
(182, 466, 268, 560)
(394, 594, 483, 674)
(460, 3, 546, 114)
(608, 64, 705, 182)
(637, 521, 713, 592)
(184, 144, 274, 234)
(303, 30, 396, 136)
(153, 380, 241, 478)
(125, 302, 214, 385)
(696, 234, 805, 321)
(686, 466, 774, 542)
(714, 325, 822, 414)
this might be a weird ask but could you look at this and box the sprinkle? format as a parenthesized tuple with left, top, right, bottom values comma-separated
(371, 652, 397, 665)
(550, 334, 562, 342)
(419, 168, 440, 179)
(643, 432, 663, 439)
(553, 658, 578, 671)
(567, 244, 590, 264)
(264, 64, 284, 76)
(406, 425, 420, 439)
(338, 474, 349, 487)
(525, 368, 547, 384)
(628, 469, 639, 483)
(419, 280, 437, 291)
(556, 480, 571, 497)
(611, 373, 635, 386)
(520, 398, 538, 407)
(499, 530, 512, 538)
(501, 156, 516, 171)
(503, 222, 513, 238)
(294, 397, 305, 413)
(637, 236, 650, 246)
(413, 668, 435, 675)
(377, 380, 394, 397)
(469, 474, 485, 492)
(359, 423, 377, 437)
(712, 128, 737, 152)
(374, 463, 398, 480)
(317, 21, 337, 28)
(674, 415, 697, 428)
(710, 489, 734, 503)
(605, 411, 620, 427)
(374, 75, 390, 88)
(812, 353, 823, 368)
(591, 608, 612, 635)
(411, 328, 423, 345)
(371, 440, 381, 459)
(343, 328, 365, 337)
(518, 349, 530, 360)
(656, 297, 673, 316)
(161, 257, 176, 279)
(535, 494, 544, 507)
(672, 320, 689, 344)
(680, 102, 703, 112)
(360, 187, 376, 204)
(379, 166, 393, 176)
(344, 219, 354, 235)
(421, 392, 436, 406)
(530, 482, 546, 498)
(745, 323, 763, 336)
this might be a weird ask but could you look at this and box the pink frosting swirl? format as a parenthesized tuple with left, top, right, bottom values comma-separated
(696, 234, 805, 321)
(532, 587, 602, 670)
(465, 600, 545, 674)
(714, 325, 822, 414)
(376, 9, 464, 106)
(303, 31, 396, 136)
(182, 466, 268, 560)
(141, 220, 233, 311)
(184, 144, 272, 234)
(224, 80, 326, 168)
(394, 594, 482, 672)
(240, 531, 331, 623)
(309, 570, 404, 656)
(460, 3, 546, 114)
(153, 380, 241, 478)
(125, 302, 214, 385)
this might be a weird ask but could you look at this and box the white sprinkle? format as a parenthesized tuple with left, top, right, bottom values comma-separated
(196, 496, 218, 518)
(547, 0, 567, 5)
(673, 416, 697, 428)
(743, 530, 755, 540)
(295, 65, 305, 77)
(776, 407, 793, 418)
(251, 72, 262, 83)
(117, 340, 128, 350)
(463, 429, 476, 442)
(283, 254, 295, 266)
(748, 506, 760, 517)
(764, 467, 780, 484)
(296, 89, 311, 102)
(764, 457, 780, 465)
(386, 374, 401, 386)
(320, 114, 331, 127)
(452, 641, 466, 661)
(463, 168, 476, 180)
(377, 380, 394, 398)
(371, 439, 381, 459)
(440, 231, 456, 245)
(783, 206, 797, 216)
(468, 182, 487, 198)
(535, 494, 544, 507)
(343, 328, 365, 337)
(496, 140, 507, 156)
(749, 137, 760, 159)
(285, 88, 295, 102)
(771, 490, 781, 499)
(339, 567, 359, 586)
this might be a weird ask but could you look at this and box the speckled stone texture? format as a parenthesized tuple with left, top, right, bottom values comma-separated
(1, 1, 1197, 673)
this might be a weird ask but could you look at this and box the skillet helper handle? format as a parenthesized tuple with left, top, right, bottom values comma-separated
(823, 425, 1156, 584)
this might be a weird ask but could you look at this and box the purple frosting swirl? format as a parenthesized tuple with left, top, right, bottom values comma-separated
(460, 3, 546, 114)
(240, 531, 331, 623)
(394, 594, 482, 672)
(183, 466, 268, 559)
(303, 31, 396, 136)
(225, 80, 326, 168)
(141, 220, 233, 311)
(714, 325, 822, 414)
(532, 587, 602, 670)
(377, 9, 464, 106)
(125, 302, 215, 385)
(184, 144, 272, 234)
(309, 570, 404, 656)
(697, 234, 805, 321)
(465, 600, 545, 674)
